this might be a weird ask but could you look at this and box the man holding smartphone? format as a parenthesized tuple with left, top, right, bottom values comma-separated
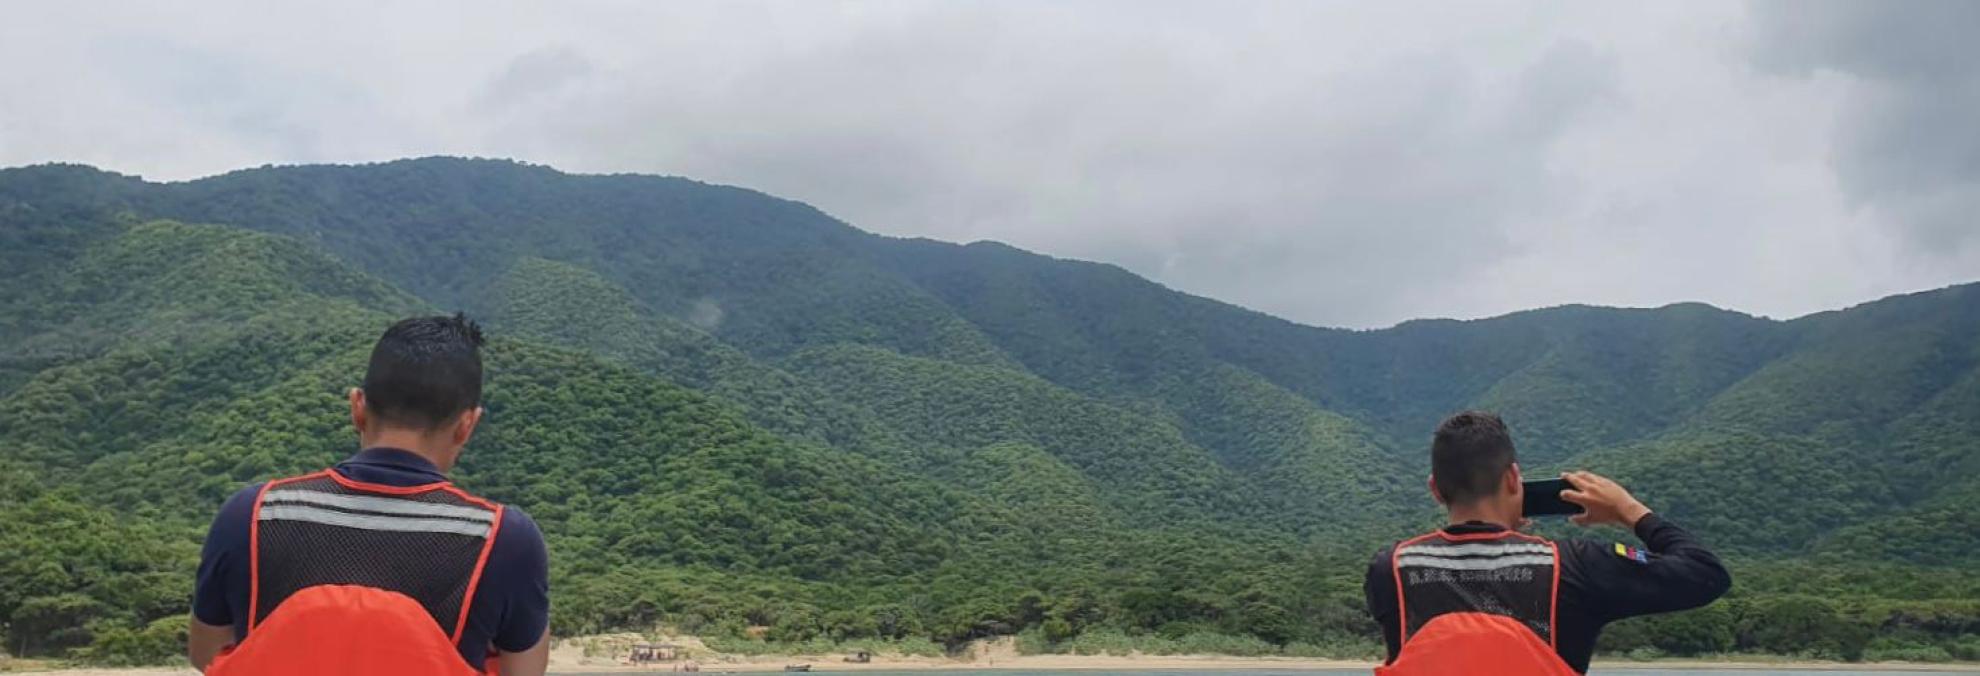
(1363, 411, 1731, 675)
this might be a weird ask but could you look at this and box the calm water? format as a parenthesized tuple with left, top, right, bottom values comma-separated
(570, 670, 1976, 675)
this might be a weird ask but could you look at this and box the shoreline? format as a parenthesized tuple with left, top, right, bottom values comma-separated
(1591, 662, 1980, 672)
(546, 659, 1980, 673)
(10, 655, 1978, 675)
(8, 636, 1975, 674)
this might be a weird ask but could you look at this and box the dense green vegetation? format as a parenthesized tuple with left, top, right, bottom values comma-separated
(1, 159, 1976, 665)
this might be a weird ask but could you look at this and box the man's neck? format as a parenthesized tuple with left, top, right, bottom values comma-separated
(359, 429, 455, 473)
(1445, 503, 1516, 530)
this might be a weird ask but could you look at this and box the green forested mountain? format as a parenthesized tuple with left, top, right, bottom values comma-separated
(2, 159, 1976, 664)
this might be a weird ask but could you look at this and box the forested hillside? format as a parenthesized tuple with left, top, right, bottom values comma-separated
(2, 159, 1976, 665)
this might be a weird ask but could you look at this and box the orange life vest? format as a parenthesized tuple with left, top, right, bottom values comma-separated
(206, 470, 505, 676)
(1376, 529, 1578, 676)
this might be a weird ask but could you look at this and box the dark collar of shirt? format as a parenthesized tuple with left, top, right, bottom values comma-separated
(1442, 520, 1511, 535)
(332, 447, 447, 487)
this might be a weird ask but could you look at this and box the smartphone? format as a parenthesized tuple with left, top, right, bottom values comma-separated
(1522, 478, 1585, 517)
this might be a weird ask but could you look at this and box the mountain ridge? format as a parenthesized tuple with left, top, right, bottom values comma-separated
(7, 158, 1978, 548)
(3, 159, 1977, 664)
(9, 157, 1964, 331)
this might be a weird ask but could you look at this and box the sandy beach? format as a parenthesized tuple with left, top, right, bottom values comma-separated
(7, 636, 1976, 675)
(523, 635, 1377, 673)
(9, 641, 1977, 675)
(10, 660, 1980, 675)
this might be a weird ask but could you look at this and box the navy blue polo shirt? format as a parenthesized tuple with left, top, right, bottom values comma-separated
(194, 448, 549, 669)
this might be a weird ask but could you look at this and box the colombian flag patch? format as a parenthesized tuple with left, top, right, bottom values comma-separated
(1599, 539, 1647, 559)
(1613, 543, 1648, 564)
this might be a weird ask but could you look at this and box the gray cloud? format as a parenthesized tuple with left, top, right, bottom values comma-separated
(1750, 0, 1980, 261)
(1, 1, 1974, 328)
(479, 47, 596, 113)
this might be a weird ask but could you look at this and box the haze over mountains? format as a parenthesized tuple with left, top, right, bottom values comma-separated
(2, 158, 1975, 663)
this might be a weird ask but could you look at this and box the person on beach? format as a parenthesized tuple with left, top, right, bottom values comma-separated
(188, 315, 550, 676)
(1364, 411, 1730, 675)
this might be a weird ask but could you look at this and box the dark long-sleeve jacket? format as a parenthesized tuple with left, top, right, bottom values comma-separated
(1364, 513, 1731, 674)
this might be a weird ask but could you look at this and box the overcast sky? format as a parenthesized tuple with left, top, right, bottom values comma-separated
(2, 1, 1974, 328)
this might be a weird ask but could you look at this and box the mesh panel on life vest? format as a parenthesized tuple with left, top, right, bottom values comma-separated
(252, 473, 498, 639)
(1395, 532, 1558, 646)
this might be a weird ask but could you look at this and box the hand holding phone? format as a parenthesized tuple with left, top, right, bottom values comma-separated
(1521, 478, 1585, 517)
(1558, 471, 1652, 528)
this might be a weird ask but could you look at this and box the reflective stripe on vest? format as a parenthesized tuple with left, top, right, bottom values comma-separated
(242, 470, 504, 663)
(1392, 530, 1561, 648)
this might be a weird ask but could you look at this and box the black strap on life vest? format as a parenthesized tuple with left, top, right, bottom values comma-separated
(1391, 529, 1561, 647)
(248, 470, 504, 643)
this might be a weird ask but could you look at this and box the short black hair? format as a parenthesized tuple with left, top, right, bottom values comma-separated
(361, 313, 485, 429)
(1431, 410, 1517, 505)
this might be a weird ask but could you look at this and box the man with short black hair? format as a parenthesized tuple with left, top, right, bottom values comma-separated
(189, 314, 550, 676)
(1364, 411, 1730, 675)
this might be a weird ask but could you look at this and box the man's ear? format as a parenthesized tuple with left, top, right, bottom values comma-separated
(451, 406, 484, 447)
(349, 388, 368, 435)
(1427, 475, 1446, 506)
(1504, 463, 1523, 497)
